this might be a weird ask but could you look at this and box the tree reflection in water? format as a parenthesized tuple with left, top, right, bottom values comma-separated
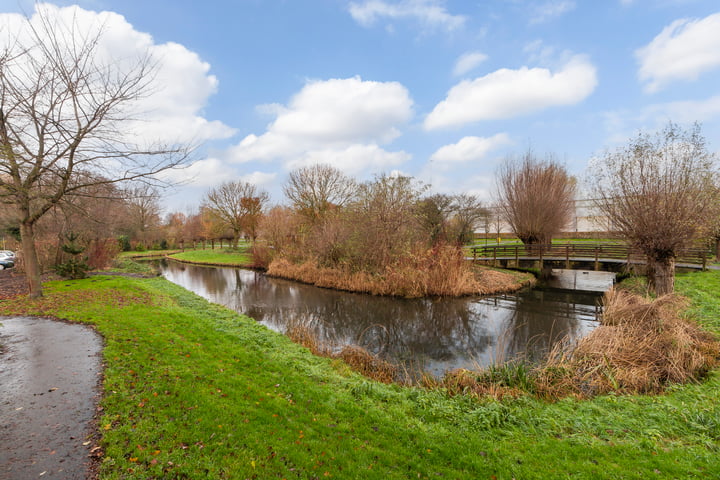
(157, 260, 600, 377)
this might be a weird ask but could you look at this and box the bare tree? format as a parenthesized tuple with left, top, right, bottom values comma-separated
(416, 193, 455, 244)
(283, 164, 356, 222)
(449, 193, 488, 245)
(590, 123, 719, 296)
(495, 151, 576, 246)
(123, 184, 162, 246)
(0, 9, 190, 297)
(351, 174, 426, 271)
(202, 180, 269, 245)
(417, 193, 488, 245)
(259, 205, 299, 253)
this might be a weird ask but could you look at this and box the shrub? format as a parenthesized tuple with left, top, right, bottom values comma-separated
(54, 232, 89, 279)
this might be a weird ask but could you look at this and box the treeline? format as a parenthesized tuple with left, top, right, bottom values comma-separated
(252, 166, 492, 296)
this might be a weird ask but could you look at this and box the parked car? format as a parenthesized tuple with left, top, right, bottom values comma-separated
(0, 250, 16, 270)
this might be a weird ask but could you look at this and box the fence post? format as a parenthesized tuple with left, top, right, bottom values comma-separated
(493, 246, 497, 268)
(514, 246, 519, 268)
(594, 247, 599, 271)
(565, 245, 570, 269)
(702, 251, 707, 271)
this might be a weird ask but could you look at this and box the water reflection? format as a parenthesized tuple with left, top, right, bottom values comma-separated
(156, 260, 600, 377)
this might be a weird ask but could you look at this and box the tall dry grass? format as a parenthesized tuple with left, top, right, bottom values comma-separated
(335, 345, 398, 384)
(266, 244, 523, 298)
(535, 288, 720, 397)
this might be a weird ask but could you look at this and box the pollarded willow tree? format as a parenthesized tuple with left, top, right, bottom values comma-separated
(590, 123, 719, 296)
(495, 151, 576, 246)
(0, 7, 191, 297)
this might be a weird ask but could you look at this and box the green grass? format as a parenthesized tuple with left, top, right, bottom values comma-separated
(1, 271, 719, 478)
(167, 246, 254, 267)
(117, 249, 185, 259)
(110, 257, 158, 276)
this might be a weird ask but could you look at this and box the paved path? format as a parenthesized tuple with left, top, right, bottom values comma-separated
(0, 317, 102, 480)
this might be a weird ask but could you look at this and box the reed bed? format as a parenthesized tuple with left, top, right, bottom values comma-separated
(267, 245, 529, 298)
(562, 288, 719, 395)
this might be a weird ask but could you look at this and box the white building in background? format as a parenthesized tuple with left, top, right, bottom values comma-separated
(570, 198, 612, 233)
(480, 199, 611, 237)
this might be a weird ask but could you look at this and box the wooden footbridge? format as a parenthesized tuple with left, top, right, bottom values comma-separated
(470, 243, 712, 272)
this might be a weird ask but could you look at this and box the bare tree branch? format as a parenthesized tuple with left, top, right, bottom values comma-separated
(0, 8, 192, 297)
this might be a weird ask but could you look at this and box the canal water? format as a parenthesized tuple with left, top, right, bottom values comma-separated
(155, 260, 608, 377)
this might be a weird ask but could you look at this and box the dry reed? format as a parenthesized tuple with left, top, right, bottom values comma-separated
(266, 245, 525, 298)
(537, 288, 720, 397)
(335, 345, 398, 384)
(285, 321, 329, 357)
(428, 368, 525, 400)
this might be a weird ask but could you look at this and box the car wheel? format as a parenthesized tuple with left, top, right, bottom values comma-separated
(0, 265, 4, 270)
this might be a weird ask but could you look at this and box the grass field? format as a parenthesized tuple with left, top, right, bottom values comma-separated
(1, 270, 719, 479)
(166, 246, 254, 267)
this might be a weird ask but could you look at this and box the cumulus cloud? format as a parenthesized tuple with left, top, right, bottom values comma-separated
(228, 76, 413, 175)
(0, 3, 235, 146)
(157, 158, 235, 187)
(348, 0, 466, 32)
(603, 94, 720, 145)
(157, 158, 278, 189)
(636, 12, 720, 93)
(424, 55, 597, 130)
(287, 144, 411, 176)
(430, 134, 511, 166)
(453, 51, 488, 77)
(529, 1, 576, 24)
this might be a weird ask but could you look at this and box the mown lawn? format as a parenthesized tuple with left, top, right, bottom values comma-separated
(1, 271, 719, 479)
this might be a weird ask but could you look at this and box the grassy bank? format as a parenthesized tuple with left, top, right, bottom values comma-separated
(167, 246, 255, 268)
(1, 272, 719, 479)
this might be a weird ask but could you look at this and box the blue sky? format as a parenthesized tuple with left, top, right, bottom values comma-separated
(2, 0, 720, 212)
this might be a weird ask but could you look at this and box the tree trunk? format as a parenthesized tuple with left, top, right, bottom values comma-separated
(646, 255, 675, 296)
(715, 237, 720, 260)
(20, 222, 43, 298)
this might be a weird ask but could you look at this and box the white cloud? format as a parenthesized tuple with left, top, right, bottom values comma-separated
(238, 171, 278, 188)
(636, 12, 720, 93)
(157, 158, 278, 190)
(602, 94, 720, 145)
(453, 51, 488, 77)
(348, 0, 466, 32)
(228, 76, 413, 174)
(529, 1, 576, 24)
(424, 55, 597, 130)
(0, 4, 235, 146)
(430, 134, 511, 166)
(643, 95, 720, 123)
(287, 144, 411, 176)
(157, 158, 234, 187)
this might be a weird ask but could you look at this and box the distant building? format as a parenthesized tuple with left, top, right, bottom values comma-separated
(478, 199, 612, 237)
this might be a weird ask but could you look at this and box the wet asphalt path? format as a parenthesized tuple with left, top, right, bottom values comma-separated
(0, 317, 102, 480)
